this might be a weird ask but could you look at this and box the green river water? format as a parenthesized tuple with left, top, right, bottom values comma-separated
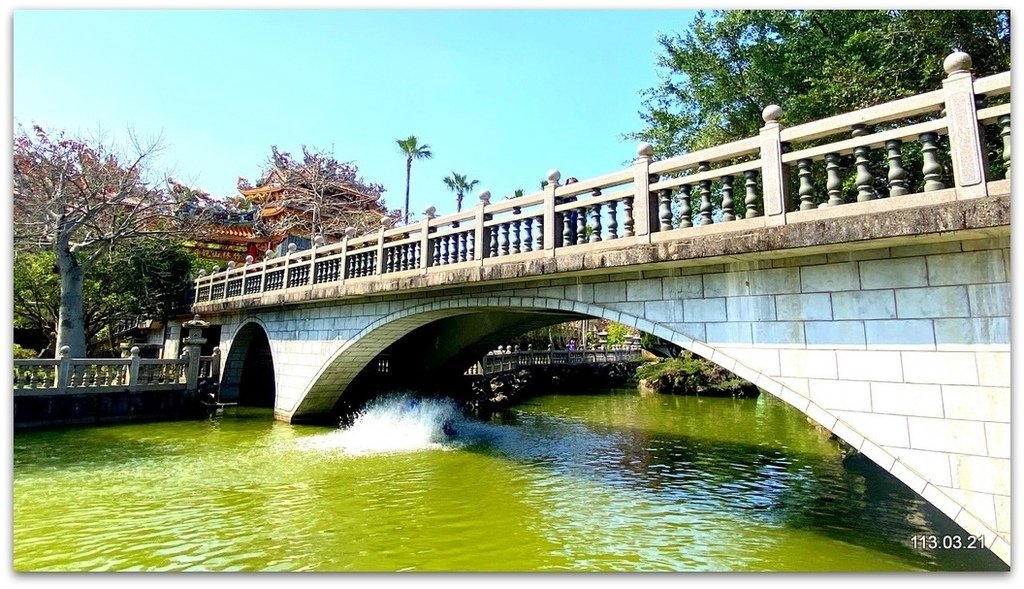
(13, 390, 1007, 572)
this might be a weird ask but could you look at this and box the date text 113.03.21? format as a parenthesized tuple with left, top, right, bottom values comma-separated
(911, 535, 987, 550)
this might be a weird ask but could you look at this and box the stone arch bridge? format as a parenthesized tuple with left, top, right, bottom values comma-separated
(191, 53, 1010, 563)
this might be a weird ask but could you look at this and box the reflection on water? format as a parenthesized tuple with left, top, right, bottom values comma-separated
(13, 391, 1007, 571)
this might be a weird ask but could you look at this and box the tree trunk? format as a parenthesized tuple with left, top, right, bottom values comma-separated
(403, 158, 412, 225)
(55, 246, 87, 358)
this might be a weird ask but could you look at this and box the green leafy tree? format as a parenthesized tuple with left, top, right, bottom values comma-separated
(395, 135, 433, 225)
(442, 172, 481, 212)
(630, 10, 1010, 157)
(13, 240, 197, 356)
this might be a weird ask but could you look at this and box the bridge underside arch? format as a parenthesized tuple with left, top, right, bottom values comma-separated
(220, 320, 276, 408)
(279, 294, 1006, 560)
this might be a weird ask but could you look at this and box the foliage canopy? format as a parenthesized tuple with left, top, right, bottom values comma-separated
(629, 10, 1011, 157)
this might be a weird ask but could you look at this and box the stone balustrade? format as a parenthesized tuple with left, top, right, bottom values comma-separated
(193, 51, 1010, 306)
(13, 344, 220, 397)
(465, 346, 643, 376)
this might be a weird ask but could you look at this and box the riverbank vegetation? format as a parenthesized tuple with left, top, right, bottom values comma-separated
(635, 353, 760, 398)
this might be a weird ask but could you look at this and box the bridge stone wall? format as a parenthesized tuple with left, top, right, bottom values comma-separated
(207, 232, 1010, 562)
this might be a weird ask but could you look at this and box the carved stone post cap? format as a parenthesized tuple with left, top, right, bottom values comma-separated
(59, 345, 70, 358)
(636, 141, 654, 157)
(424, 205, 437, 218)
(265, 249, 275, 259)
(943, 51, 972, 75)
(226, 261, 236, 269)
(344, 227, 357, 238)
(287, 243, 297, 253)
(183, 313, 210, 329)
(244, 255, 254, 264)
(546, 169, 561, 184)
(477, 190, 491, 205)
(313, 235, 325, 247)
(762, 104, 782, 123)
(130, 346, 141, 357)
(213, 346, 221, 356)
(212, 265, 221, 273)
(380, 217, 393, 228)
(197, 269, 207, 277)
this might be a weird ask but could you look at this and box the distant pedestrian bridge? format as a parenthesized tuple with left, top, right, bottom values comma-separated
(191, 53, 1010, 563)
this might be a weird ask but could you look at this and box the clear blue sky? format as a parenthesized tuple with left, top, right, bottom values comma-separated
(13, 8, 695, 221)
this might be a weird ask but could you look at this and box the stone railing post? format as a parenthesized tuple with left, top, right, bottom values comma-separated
(309, 235, 324, 289)
(759, 104, 786, 221)
(631, 142, 655, 239)
(282, 243, 296, 288)
(941, 51, 987, 199)
(55, 345, 71, 390)
(194, 270, 205, 304)
(341, 227, 355, 280)
(261, 249, 273, 293)
(211, 347, 222, 381)
(473, 192, 490, 261)
(420, 206, 436, 268)
(375, 218, 391, 275)
(543, 169, 560, 250)
(181, 314, 209, 394)
(128, 346, 142, 389)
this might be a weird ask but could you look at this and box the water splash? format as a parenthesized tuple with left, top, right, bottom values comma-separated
(297, 393, 466, 456)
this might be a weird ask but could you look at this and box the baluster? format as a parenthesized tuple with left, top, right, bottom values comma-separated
(607, 200, 618, 239)
(886, 139, 908, 197)
(920, 132, 945, 191)
(852, 125, 876, 201)
(798, 159, 815, 210)
(385, 247, 395, 273)
(658, 188, 673, 231)
(489, 226, 499, 257)
(466, 233, 474, 260)
(721, 176, 735, 221)
(523, 217, 533, 251)
(826, 153, 844, 206)
(448, 235, 459, 265)
(697, 162, 713, 225)
(590, 202, 603, 243)
(353, 253, 362, 277)
(439, 235, 449, 265)
(678, 185, 693, 227)
(433, 237, 443, 266)
(743, 171, 760, 218)
(622, 197, 634, 237)
(511, 208, 521, 254)
(459, 231, 468, 262)
(534, 216, 543, 250)
(405, 244, 414, 270)
(999, 115, 1011, 180)
(575, 206, 586, 244)
(500, 223, 510, 256)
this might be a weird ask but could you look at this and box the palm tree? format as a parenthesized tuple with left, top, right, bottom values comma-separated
(442, 172, 480, 212)
(396, 136, 433, 224)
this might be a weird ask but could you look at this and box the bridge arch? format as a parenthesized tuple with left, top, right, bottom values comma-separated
(268, 292, 1001, 553)
(220, 318, 277, 408)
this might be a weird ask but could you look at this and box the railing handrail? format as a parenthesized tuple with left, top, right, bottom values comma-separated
(193, 51, 1010, 307)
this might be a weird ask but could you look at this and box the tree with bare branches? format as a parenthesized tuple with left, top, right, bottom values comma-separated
(13, 125, 200, 357)
(238, 145, 392, 244)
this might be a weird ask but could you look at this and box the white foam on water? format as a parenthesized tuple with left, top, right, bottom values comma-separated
(296, 393, 467, 456)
